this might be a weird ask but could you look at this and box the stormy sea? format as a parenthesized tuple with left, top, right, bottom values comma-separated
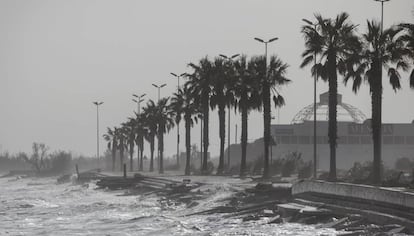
(0, 176, 340, 236)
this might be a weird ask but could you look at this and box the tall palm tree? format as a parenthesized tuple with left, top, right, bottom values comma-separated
(134, 114, 147, 171)
(233, 55, 262, 176)
(155, 97, 175, 174)
(117, 126, 127, 171)
(170, 89, 184, 168)
(210, 57, 230, 175)
(124, 119, 136, 172)
(345, 21, 412, 184)
(187, 57, 214, 174)
(301, 12, 360, 181)
(173, 86, 200, 175)
(103, 127, 117, 171)
(142, 100, 158, 172)
(250, 55, 289, 179)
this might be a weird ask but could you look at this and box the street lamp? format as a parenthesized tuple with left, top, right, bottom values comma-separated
(170, 72, 187, 90)
(93, 101, 104, 169)
(132, 93, 146, 115)
(152, 83, 167, 102)
(219, 53, 240, 171)
(374, 0, 390, 33)
(302, 18, 319, 179)
(170, 72, 187, 168)
(254, 37, 278, 178)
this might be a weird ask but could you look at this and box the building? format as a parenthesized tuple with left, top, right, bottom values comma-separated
(272, 92, 414, 170)
(227, 92, 414, 170)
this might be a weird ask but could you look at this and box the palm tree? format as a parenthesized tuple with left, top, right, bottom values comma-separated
(210, 57, 230, 175)
(233, 55, 262, 176)
(155, 97, 175, 174)
(345, 21, 412, 184)
(170, 89, 184, 168)
(187, 57, 214, 174)
(134, 114, 147, 171)
(103, 127, 117, 171)
(124, 119, 136, 172)
(250, 55, 289, 179)
(399, 23, 414, 88)
(301, 12, 360, 181)
(117, 126, 127, 171)
(142, 100, 158, 172)
(173, 86, 200, 175)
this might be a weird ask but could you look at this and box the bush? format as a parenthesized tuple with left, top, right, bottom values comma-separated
(49, 151, 72, 173)
(395, 157, 414, 172)
(298, 161, 313, 179)
(281, 152, 302, 177)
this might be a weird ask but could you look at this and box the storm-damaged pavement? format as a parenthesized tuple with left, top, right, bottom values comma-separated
(74, 170, 413, 235)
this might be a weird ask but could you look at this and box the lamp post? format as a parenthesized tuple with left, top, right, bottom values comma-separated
(374, 0, 390, 33)
(152, 83, 167, 102)
(93, 101, 104, 168)
(254, 37, 278, 178)
(132, 93, 146, 115)
(170, 73, 187, 168)
(219, 53, 239, 171)
(151, 83, 166, 171)
(373, 0, 389, 184)
(302, 18, 319, 179)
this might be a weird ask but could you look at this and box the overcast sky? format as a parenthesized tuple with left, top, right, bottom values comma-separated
(1, 0, 413, 158)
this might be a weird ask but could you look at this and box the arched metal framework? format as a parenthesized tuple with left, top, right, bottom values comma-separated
(291, 92, 367, 124)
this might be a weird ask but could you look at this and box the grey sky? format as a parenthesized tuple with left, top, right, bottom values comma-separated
(1, 0, 413, 158)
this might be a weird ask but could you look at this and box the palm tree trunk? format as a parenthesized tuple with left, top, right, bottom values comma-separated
(129, 141, 134, 172)
(240, 100, 248, 177)
(176, 120, 180, 168)
(119, 138, 124, 172)
(136, 141, 140, 170)
(372, 60, 382, 184)
(159, 126, 164, 174)
(263, 82, 271, 179)
(139, 138, 144, 171)
(111, 140, 116, 171)
(327, 53, 338, 181)
(217, 102, 226, 175)
(149, 135, 154, 172)
(185, 114, 191, 175)
(202, 95, 209, 174)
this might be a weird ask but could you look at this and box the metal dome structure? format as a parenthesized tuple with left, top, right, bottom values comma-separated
(291, 92, 367, 124)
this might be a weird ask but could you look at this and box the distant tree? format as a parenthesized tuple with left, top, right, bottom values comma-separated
(172, 86, 200, 175)
(103, 127, 117, 171)
(250, 55, 289, 179)
(233, 55, 262, 176)
(155, 98, 175, 174)
(142, 100, 159, 172)
(22, 142, 49, 172)
(187, 58, 214, 174)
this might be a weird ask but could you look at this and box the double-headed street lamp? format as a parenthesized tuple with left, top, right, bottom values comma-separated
(132, 93, 146, 115)
(170, 73, 186, 90)
(219, 53, 240, 171)
(93, 101, 104, 168)
(152, 83, 167, 102)
(254, 37, 278, 65)
(254, 36, 278, 178)
(302, 18, 319, 179)
(170, 72, 187, 168)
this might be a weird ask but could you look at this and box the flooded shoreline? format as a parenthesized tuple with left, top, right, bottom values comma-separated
(0, 176, 341, 236)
